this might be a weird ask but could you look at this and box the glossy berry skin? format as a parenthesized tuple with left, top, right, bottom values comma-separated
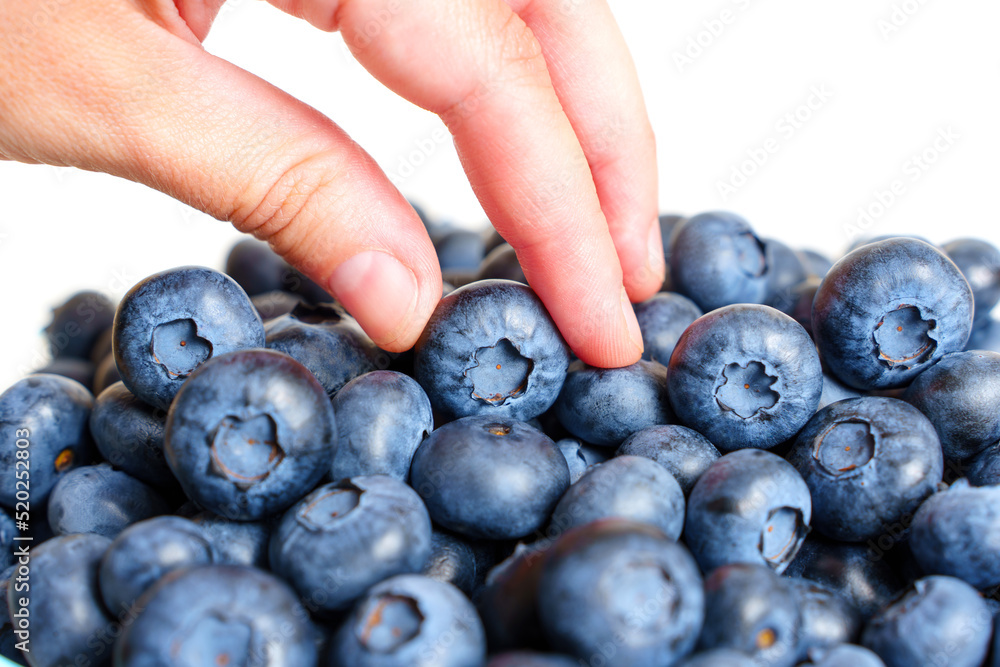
(265, 302, 382, 397)
(99, 516, 215, 615)
(89, 382, 175, 490)
(555, 439, 609, 484)
(909, 479, 1000, 589)
(224, 238, 296, 297)
(554, 360, 672, 447)
(165, 349, 336, 521)
(7, 534, 113, 667)
(786, 397, 943, 543)
(685, 450, 811, 574)
(617, 424, 720, 496)
(812, 239, 974, 390)
(537, 520, 704, 666)
(549, 456, 685, 540)
(698, 563, 800, 667)
(902, 350, 1000, 460)
(669, 211, 770, 312)
(861, 576, 991, 667)
(787, 578, 861, 661)
(942, 237, 1000, 326)
(677, 650, 756, 667)
(190, 511, 271, 568)
(668, 304, 822, 452)
(0, 374, 94, 508)
(633, 292, 702, 365)
(414, 280, 570, 422)
(44, 290, 116, 360)
(410, 416, 570, 540)
(422, 530, 479, 596)
(967, 441, 1000, 485)
(269, 476, 432, 613)
(115, 565, 316, 666)
(47, 463, 170, 539)
(477, 541, 553, 652)
(328, 574, 486, 667)
(784, 537, 902, 621)
(113, 266, 266, 410)
(330, 370, 433, 482)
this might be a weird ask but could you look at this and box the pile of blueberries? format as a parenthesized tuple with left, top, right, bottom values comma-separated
(2, 208, 1000, 667)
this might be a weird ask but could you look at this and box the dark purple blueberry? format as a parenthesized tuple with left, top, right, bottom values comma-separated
(633, 292, 703, 366)
(942, 237, 1000, 326)
(812, 239, 973, 390)
(164, 349, 336, 521)
(668, 304, 822, 452)
(477, 243, 526, 283)
(410, 416, 570, 540)
(617, 424, 721, 496)
(44, 290, 116, 360)
(113, 266, 265, 410)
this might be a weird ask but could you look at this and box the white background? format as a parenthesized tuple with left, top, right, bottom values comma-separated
(1, 0, 997, 390)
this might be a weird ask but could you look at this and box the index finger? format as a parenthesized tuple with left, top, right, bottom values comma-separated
(270, 0, 645, 367)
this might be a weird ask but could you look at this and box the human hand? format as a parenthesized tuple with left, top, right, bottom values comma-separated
(0, 0, 662, 366)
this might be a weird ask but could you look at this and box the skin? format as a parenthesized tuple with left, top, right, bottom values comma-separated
(0, 0, 662, 367)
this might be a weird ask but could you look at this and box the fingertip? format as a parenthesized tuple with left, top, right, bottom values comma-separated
(555, 285, 644, 369)
(622, 216, 667, 302)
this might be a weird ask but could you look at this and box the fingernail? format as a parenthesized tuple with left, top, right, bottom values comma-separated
(329, 251, 418, 346)
(646, 217, 666, 277)
(621, 286, 644, 354)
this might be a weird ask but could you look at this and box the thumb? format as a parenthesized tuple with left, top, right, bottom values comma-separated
(0, 0, 440, 351)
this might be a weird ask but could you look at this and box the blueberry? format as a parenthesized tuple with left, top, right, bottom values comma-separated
(269, 476, 432, 613)
(548, 455, 685, 540)
(801, 645, 885, 667)
(435, 229, 486, 272)
(44, 290, 116, 360)
(788, 276, 822, 338)
(784, 537, 902, 621)
(164, 349, 336, 521)
(99, 515, 216, 614)
(115, 564, 317, 666)
(113, 266, 266, 410)
(942, 237, 1000, 326)
(554, 359, 672, 447)
(251, 290, 305, 322)
(89, 382, 175, 490)
(668, 304, 822, 452)
(32, 357, 96, 389)
(410, 416, 570, 540)
(224, 238, 297, 298)
(812, 238, 974, 390)
(861, 575, 991, 667)
(967, 440, 1000, 485)
(47, 463, 170, 538)
(0, 566, 25, 666)
(799, 249, 834, 279)
(633, 292, 703, 365)
(477, 541, 552, 652)
(787, 578, 861, 661)
(902, 350, 1000, 460)
(414, 280, 570, 422)
(659, 213, 686, 266)
(0, 374, 94, 508)
(265, 302, 383, 397)
(676, 649, 756, 666)
(422, 530, 480, 596)
(190, 511, 272, 568)
(816, 372, 862, 411)
(967, 316, 1000, 352)
(330, 370, 433, 482)
(486, 652, 578, 667)
(537, 520, 704, 666)
(763, 238, 809, 315)
(0, 511, 15, 571)
(8, 533, 114, 667)
(786, 396, 942, 543)
(909, 479, 1000, 589)
(477, 243, 526, 283)
(698, 563, 800, 667)
(686, 450, 811, 574)
(91, 353, 123, 395)
(669, 211, 770, 311)
(328, 574, 486, 667)
(617, 424, 721, 496)
(555, 438, 609, 484)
